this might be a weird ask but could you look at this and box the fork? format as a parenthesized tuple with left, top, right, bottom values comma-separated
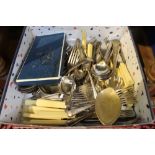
(68, 39, 86, 67)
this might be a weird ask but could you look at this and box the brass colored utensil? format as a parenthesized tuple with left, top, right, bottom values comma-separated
(70, 90, 95, 107)
(67, 58, 93, 75)
(95, 45, 103, 63)
(68, 39, 81, 67)
(82, 31, 87, 54)
(117, 62, 134, 88)
(115, 117, 138, 125)
(92, 60, 112, 80)
(78, 84, 94, 100)
(115, 86, 137, 107)
(95, 87, 121, 125)
(73, 69, 86, 81)
(104, 41, 113, 64)
(120, 110, 136, 118)
(111, 40, 121, 72)
(87, 70, 98, 99)
(105, 40, 123, 89)
(68, 109, 95, 126)
(42, 93, 64, 101)
(87, 43, 93, 59)
(59, 76, 76, 95)
(67, 104, 94, 117)
(91, 39, 102, 62)
(68, 39, 86, 67)
(106, 76, 124, 89)
(108, 40, 121, 88)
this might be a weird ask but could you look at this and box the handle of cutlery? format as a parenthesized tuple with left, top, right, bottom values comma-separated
(67, 104, 93, 117)
(87, 71, 97, 99)
(87, 43, 93, 59)
(82, 31, 87, 55)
